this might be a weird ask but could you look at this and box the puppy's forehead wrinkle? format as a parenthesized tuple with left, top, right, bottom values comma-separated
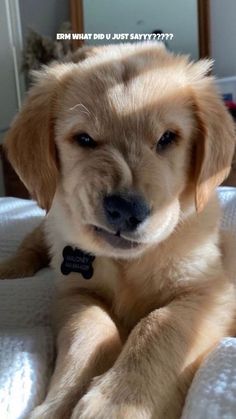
(63, 45, 195, 106)
(58, 43, 210, 152)
(97, 72, 193, 132)
(80, 42, 191, 87)
(79, 43, 168, 81)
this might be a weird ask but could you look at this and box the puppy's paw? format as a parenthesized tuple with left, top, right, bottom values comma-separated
(0, 259, 36, 279)
(29, 401, 70, 419)
(71, 394, 147, 419)
(71, 375, 151, 419)
(29, 404, 52, 419)
(0, 260, 20, 279)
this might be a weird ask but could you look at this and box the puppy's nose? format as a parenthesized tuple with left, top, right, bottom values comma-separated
(103, 194, 150, 232)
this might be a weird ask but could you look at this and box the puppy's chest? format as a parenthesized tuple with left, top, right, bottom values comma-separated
(112, 263, 177, 329)
(52, 241, 183, 328)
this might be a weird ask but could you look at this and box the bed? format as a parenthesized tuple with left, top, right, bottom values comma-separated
(0, 189, 236, 419)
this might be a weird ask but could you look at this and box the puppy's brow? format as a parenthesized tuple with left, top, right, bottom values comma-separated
(69, 103, 91, 116)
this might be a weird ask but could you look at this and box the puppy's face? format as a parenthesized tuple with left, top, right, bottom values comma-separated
(5, 43, 235, 259)
(55, 54, 195, 258)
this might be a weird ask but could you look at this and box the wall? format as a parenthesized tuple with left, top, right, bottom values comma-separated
(0, 0, 23, 196)
(210, 0, 236, 77)
(0, 150, 4, 197)
(18, 0, 236, 76)
(19, 0, 69, 41)
(84, 0, 199, 59)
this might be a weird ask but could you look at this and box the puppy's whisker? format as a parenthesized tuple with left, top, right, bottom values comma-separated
(69, 103, 91, 117)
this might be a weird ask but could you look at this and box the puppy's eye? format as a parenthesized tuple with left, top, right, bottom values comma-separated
(73, 133, 97, 148)
(156, 131, 177, 152)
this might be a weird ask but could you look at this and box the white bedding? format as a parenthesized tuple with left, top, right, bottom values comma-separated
(0, 190, 236, 419)
(0, 199, 54, 419)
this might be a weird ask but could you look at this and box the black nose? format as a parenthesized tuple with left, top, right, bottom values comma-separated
(103, 193, 150, 232)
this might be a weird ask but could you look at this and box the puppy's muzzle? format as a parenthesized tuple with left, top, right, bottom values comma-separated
(103, 193, 150, 233)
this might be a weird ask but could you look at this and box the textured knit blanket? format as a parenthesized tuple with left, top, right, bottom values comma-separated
(0, 189, 236, 419)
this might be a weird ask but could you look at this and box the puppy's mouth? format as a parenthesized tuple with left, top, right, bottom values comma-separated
(93, 226, 141, 250)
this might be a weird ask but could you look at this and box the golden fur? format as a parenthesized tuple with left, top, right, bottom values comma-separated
(1, 42, 236, 419)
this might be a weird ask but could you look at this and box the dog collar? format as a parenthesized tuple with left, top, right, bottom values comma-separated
(61, 245, 95, 279)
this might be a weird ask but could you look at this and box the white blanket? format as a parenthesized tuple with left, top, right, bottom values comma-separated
(0, 199, 54, 419)
(0, 190, 235, 419)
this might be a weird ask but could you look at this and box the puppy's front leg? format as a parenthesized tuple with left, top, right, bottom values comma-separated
(74, 283, 235, 419)
(0, 222, 49, 279)
(30, 291, 123, 419)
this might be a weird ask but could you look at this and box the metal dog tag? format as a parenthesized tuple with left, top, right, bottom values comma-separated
(61, 246, 95, 279)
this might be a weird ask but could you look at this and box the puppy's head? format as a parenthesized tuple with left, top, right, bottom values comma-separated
(5, 43, 235, 258)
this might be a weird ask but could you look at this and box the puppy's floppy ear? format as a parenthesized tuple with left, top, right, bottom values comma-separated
(5, 48, 99, 211)
(5, 66, 64, 211)
(191, 63, 236, 212)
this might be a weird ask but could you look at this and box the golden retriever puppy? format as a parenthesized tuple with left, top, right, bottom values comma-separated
(2, 42, 236, 419)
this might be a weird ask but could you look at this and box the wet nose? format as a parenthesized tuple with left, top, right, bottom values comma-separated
(103, 193, 150, 232)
